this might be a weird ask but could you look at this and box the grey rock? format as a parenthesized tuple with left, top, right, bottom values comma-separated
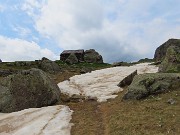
(154, 38, 180, 61)
(167, 98, 176, 105)
(60, 49, 84, 62)
(42, 57, 49, 61)
(118, 70, 137, 87)
(159, 45, 180, 73)
(0, 68, 60, 113)
(39, 58, 61, 74)
(84, 49, 103, 63)
(123, 73, 180, 100)
(0, 59, 2, 63)
(65, 53, 79, 64)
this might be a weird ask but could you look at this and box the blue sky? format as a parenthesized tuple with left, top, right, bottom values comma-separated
(0, 0, 180, 62)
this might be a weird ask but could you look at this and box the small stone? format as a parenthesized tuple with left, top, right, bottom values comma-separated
(167, 98, 176, 105)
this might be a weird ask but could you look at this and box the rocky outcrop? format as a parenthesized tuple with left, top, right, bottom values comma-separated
(84, 49, 103, 63)
(38, 58, 61, 74)
(65, 53, 79, 64)
(0, 68, 60, 113)
(0, 59, 2, 63)
(123, 73, 180, 100)
(118, 70, 137, 87)
(60, 49, 103, 64)
(154, 39, 180, 61)
(159, 46, 180, 73)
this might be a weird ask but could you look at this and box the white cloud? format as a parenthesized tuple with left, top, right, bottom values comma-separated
(12, 26, 32, 38)
(0, 36, 57, 62)
(23, 0, 180, 63)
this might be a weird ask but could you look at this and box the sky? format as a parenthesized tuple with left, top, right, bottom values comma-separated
(0, 0, 180, 63)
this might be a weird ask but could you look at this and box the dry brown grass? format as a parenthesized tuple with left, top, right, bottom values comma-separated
(61, 87, 180, 135)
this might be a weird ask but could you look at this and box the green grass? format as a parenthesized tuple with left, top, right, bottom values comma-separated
(55, 60, 112, 69)
(138, 58, 155, 63)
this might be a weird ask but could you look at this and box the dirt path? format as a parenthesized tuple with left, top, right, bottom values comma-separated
(67, 101, 105, 135)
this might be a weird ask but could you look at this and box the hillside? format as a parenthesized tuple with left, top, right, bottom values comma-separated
(0, 39, 180, 135)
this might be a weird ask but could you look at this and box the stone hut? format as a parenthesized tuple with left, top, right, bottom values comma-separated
(60, 49, 84, 62)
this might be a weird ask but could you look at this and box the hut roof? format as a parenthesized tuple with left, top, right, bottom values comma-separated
(61, 49, 84, 55)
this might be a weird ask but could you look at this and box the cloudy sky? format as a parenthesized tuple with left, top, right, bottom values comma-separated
(0, 0, 179, 63)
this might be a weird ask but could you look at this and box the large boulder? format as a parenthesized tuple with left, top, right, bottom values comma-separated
(38, 58, 61, 74)
(123, 73, 180, 100)
(65, 53, 79, 64)
(159, 46, 180, 73)
(154, 39, 180, 61)
(0, 68, 60, 113)
(84, 49, 103, 63)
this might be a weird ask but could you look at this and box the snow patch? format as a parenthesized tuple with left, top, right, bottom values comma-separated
(58, 63, 158, 102)
(0, 105, 73, 135)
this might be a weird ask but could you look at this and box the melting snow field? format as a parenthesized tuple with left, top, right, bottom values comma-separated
(0, 105, 73, 135)
(58, 63, 158, 102)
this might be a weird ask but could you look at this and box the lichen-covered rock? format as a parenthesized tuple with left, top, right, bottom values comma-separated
(118, 70, 137, 87)
(0, 68, 60, 113)
(84, 49, 103, 63)
(123, 73, 180, 100)
(159, 46, 180, 73)
(65, 53, 79, 64)
(39, 58, 61, 74)
(154, 39, 180, 61)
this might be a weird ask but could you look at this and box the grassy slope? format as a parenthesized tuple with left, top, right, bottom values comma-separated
(1, 61, 179, 134)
